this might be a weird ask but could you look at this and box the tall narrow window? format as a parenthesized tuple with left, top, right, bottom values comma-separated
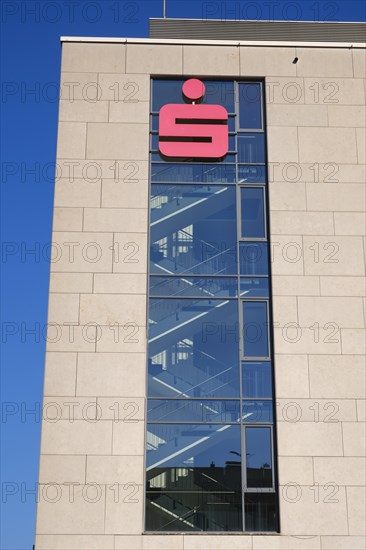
(241, 187, 266, 239)
(239, 83, 263, 130)
(242, 301, 270, 359)
(146, 79, 278, 532)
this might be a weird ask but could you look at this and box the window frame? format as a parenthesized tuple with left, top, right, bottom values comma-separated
(239, 185, 267, 242)
(237, 81, 265, 133)
(240, 299, 271, 361)
(242, 425, 276, 492)
(145, 77, 278, 534)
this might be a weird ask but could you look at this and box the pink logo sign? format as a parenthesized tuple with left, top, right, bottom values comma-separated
(158, 79, 229, 159)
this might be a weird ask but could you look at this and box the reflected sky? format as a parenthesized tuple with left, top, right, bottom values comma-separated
(242, 301, 270, 358)
(239, 83, 263, 130)
(241, 187, 266, 239)
(151, 80, 236, 113)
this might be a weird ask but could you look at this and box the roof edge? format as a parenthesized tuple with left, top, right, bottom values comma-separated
(60, 36, 366, 49)
(150, 17, 366, 25)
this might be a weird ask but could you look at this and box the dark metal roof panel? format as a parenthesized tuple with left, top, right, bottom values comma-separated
(149, 18, 366, 43)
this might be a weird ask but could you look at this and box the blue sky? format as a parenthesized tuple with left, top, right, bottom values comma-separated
(1, 0, 365, 547)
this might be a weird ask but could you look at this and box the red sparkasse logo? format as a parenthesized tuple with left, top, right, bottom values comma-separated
(158, 79, 229, 159)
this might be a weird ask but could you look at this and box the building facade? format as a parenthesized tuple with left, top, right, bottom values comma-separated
(35, 20, 365, 550)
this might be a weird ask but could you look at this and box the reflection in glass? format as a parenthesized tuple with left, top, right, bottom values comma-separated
(152, 80, 189, 111)
(148, 299, 240, 398)
(242, 362, 272, 398)
(239, 83, 262, 129)
(150, 276, 238, 298)
(238, 134, 265, 164)
(240, 243, 269, 276)
(238, 165, 266, 184)
(148, 399, 240, 423)
(151, 79, 235, 113)
(245, 493, 277, 531)
(203, 81, 235, 111)
(242, 401, 273, 423)
(151, 133, 237, 154)
(241, 187, 265, 239)
(150, 185, 237, 275)
(151, 153, 237, 163)
(147, 78, 277, 533)
(240, 278, 269, 298)
(245, 427, 273, 488)
(146, 423, 242, 492)
(151, 163, 237, 183)
(242, 301, 269, 358)
(146, 491, 242, 532)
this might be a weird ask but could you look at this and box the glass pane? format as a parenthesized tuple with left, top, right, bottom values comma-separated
(151, 133, 236, 152)
(242, 362, 272, 398)
(152, 80, 235, 112)
(240, 278, 269, 298)
(202, 81, 235, 111)
(245, 493, 277, 531)
(148, 399, 241, 423)
(146, 491, 242, 532)
(239, 83, 262, 129)
(245, 427, 273, 488)
(146, 424, 242, 492)
(241, 187, 265, 239)
(150, 276, 238, 298)
(238, 134, 265, 164)
(152, 80, 187, 111)
(228, 116, 236, 132)
(150, 133, 159, 150)
(150, 184, 237, 275)
(242, 301, 269, 358)
(148, 79, 277, 533)
(240, 243, 269, 276)
(148, 299, 240, 398)
(151, 163, 237, 183)
(151, 153, 237, 163)
(242, 401, 273, 423)
(238, 165, 266, 184)
(151, 114, 158, 132)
